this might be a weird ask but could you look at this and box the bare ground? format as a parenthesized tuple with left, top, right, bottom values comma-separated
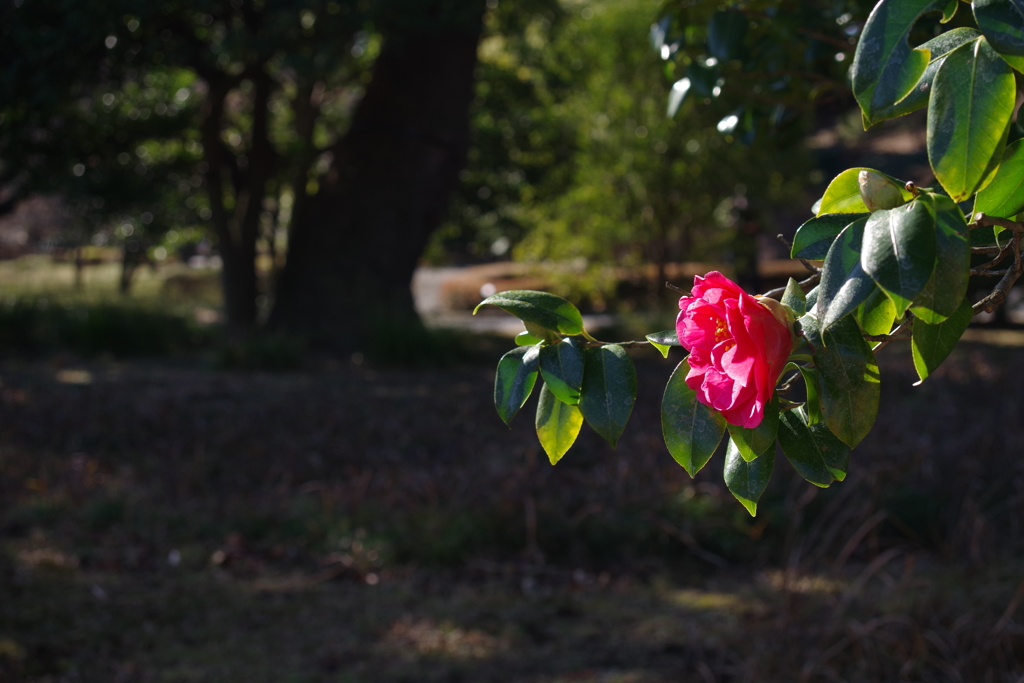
(1, 339, 1023, 682)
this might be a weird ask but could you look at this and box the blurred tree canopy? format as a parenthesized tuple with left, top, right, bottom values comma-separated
(1, 0, 903, 350)
(1, 0, 487, 350)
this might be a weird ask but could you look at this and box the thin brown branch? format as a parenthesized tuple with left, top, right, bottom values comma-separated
(865, 317, 913, 348)
(974, 232, 1024, 314)
(763, 273, 821, 300)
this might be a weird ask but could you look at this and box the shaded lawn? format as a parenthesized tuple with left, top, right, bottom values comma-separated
(1, 341, 1023, 681)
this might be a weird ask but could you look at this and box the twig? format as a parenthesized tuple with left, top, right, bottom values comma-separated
(665, 281, 686, 294)
(776, 233, 821, 276)
(865, 316, 913, 348)
(763, 272, 821, 300)
(975, 233, 1023, 314)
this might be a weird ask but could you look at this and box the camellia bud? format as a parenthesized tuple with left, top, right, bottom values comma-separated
(756, 296, 800, 348)
(858, 170, 905, 212)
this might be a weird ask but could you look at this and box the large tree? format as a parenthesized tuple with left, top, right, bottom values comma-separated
(0, 0, 486, 349)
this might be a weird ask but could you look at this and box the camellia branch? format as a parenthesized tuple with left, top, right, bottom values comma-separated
(969, 213, 1024, 314)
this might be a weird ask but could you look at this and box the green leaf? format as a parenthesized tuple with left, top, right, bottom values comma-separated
(539, 338, 585, 405)
(928, 37, 1016, 201)
(911, 296, 974, 384)
(975, 139, 1024, 218)
(475, 290, 585, 336)
(816, 217, 876, 331)
(874, 28, 983, 120)
(494, 344, 541, 426)
(724, 439, 774, 517)
(661, 359, 727, 477)
(861, 199, 937, 317)
(974, 0, 1024, 72)
(810, 419, 852, 482)
(942, 0, 958, 23)
(851, 0, 945, 126)
(707, 9, 748, 62)
(792, 213, 869, 259)
(911, 193, 971, 323)
(801, 313, 881, 447)
(646, 330, 680, 359)
(856, 288, 898, 336)
(777, 407, 835, 487)
(687, 61, 719, 98)
(794, 364, 823, 425)
(817, 168, 912, 216)
(781, 278, 807, 317)
(515, 331, 544, 346)
(728, 399, 779, 462)
(579, 345, 637, 447)
(535, 383, 585, 464)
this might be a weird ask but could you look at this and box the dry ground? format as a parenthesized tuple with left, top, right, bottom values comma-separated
(0, 339, 1023, 682)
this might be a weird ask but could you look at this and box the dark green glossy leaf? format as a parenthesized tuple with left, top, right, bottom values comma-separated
(856, 287, 898, 336)
(817, 168, 911, 216)
(975, 139, 1024, 218)
(724, 439, 774, 517)
(793, 213, 869, 259)
(494, 344, 541, 426)
(801, 313, 881, 447)
(817, 217, 875, 332)
(781, 278, 807, 317)
(911, 193, 971, 323)
(928, 38, 1016, 201)
(687, 61, 719, 98)
(475, 290, 585, 336)
(778, 407, 835, 487)
(912, 295, 974, 383)
(795, 364, 823, 425)
(708, 9, 748, 62)
(851, 0, 944, 125)
(579, 345, 637, 447)
(646, 330, 680, 359)
(861, 199, 937, 317)
(876, 28, 982, 120)
(942, 0, 958, 23)
(535, 384, 584, 465)
(728, 399, 779, 462)
(661, 359, 727, 477)
(539, 338, 584, 405)
(805, 286, 819, 311)
(974, 0, 1024, 72)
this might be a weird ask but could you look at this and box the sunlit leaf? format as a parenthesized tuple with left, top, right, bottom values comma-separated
(475, 290, 585, 336)
(973, 0, 1024, 72)
(724, 439, 774, 517)
(856, 288, 897, 336)
(646, 330, 680, 359)
(792, 213, 869, 259)
(535, 383, 584, 465)
(861, 199, 937, 317)
(667, 77, 691, 118)
(912, 296, 974, 384)
(539, 337, 584, 405)
(875, 29, 982, 120)
(816, 217, 875, 332)
(781, 278, 807, 317)
(975, 139, 1024, 218)
(851, 0, 945, 125)
(494, 344, 541, 426)
(928, 38, 1016, 201)
(579, 345, 636, 447)
(661, 359, 727, 476)
(911, 193, 970, 324)
(515, 331, 544, 346)
(817, 168, 911, 216)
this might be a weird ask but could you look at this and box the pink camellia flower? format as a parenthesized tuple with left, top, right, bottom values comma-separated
(676, 272, 795, 429)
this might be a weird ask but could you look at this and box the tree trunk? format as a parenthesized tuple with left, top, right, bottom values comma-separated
(269, 11, 484, 352)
